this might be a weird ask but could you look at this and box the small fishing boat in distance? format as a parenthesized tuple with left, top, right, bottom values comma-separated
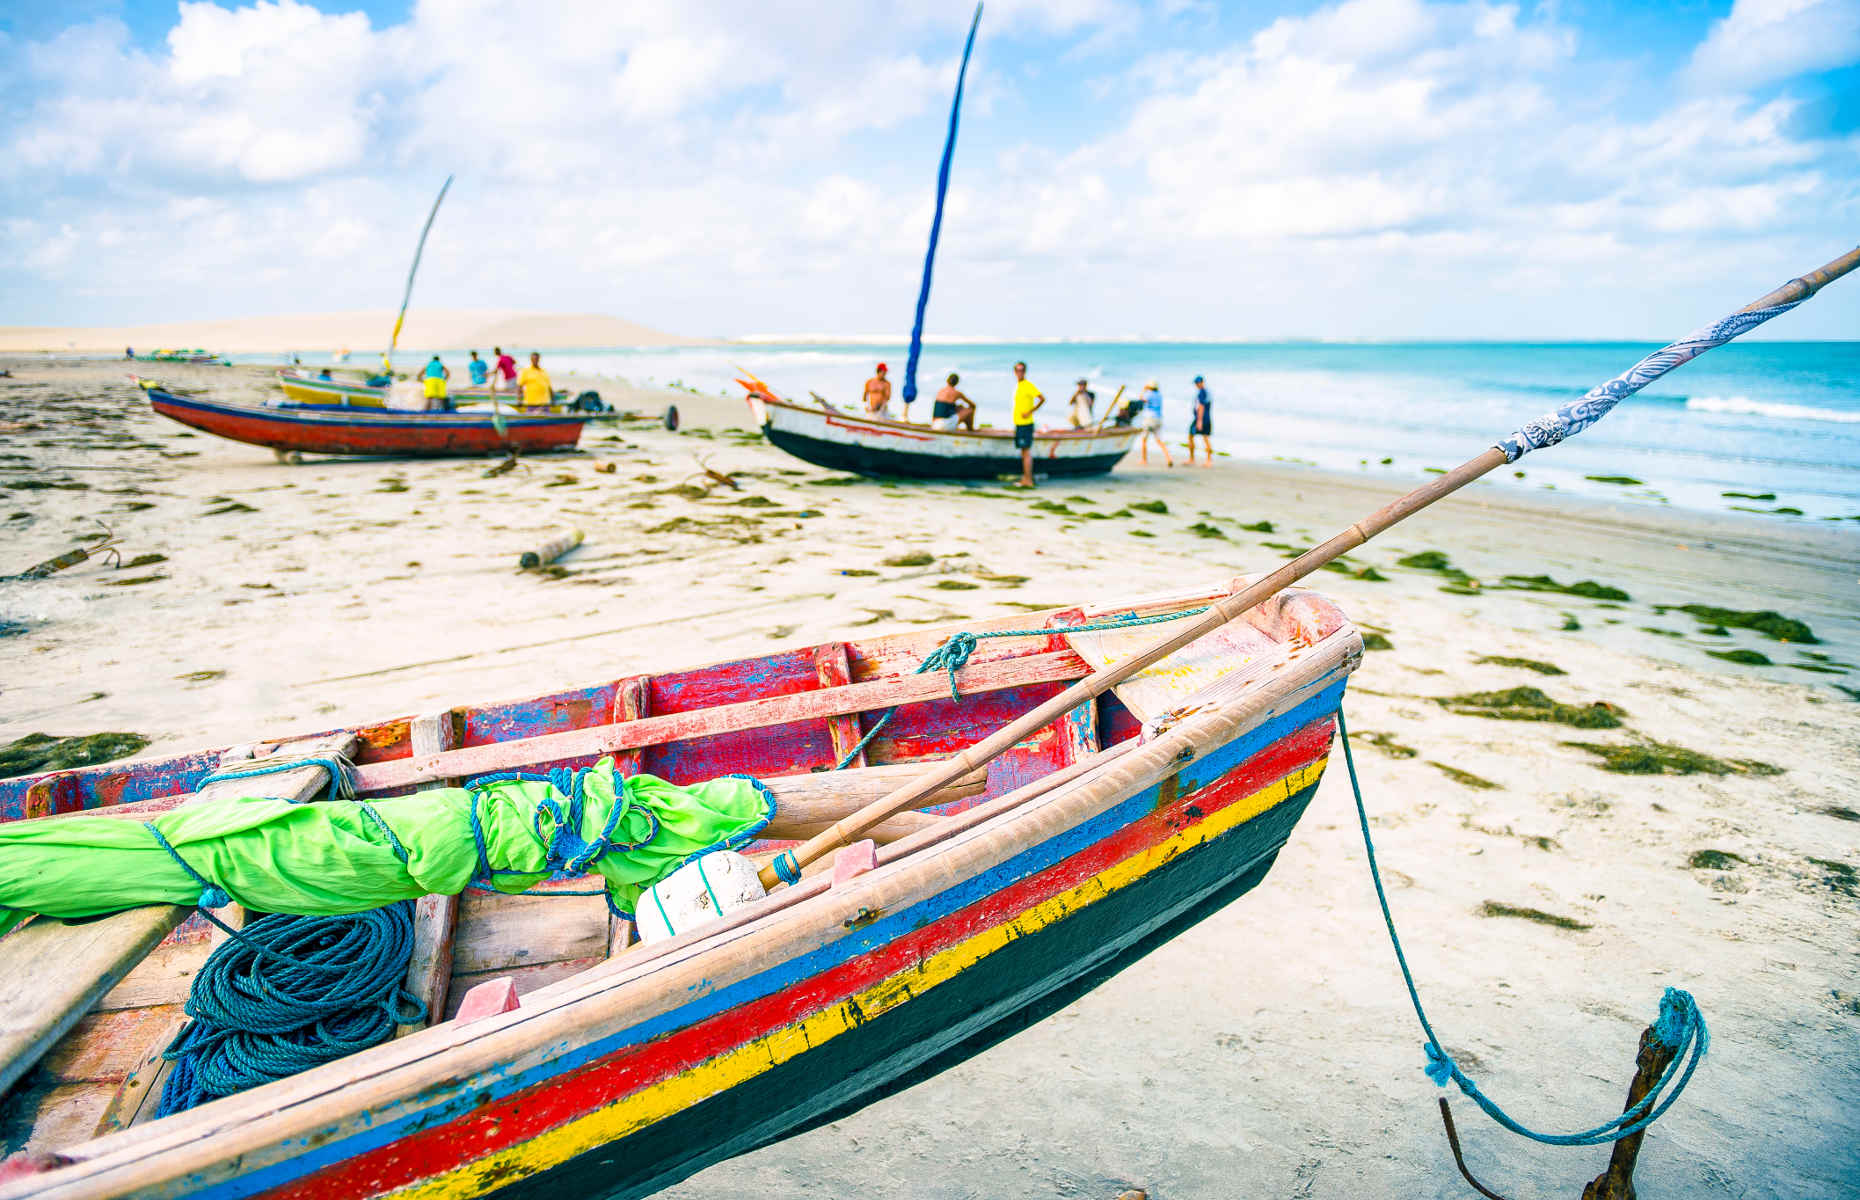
(277, 369, 567, 409)
(143, 382, 588, 458)
(741, 380, 1140, 480)
(0, 580, 1359, 1198)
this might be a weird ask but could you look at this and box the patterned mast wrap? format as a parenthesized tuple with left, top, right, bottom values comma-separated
(1496, 300, 1802, 462)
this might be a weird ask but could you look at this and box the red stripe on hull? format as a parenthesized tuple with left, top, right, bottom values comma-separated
(151, 398, 583, 457)
(255, 719, 1333, 1199)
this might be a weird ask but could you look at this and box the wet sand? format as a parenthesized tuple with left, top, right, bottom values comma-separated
(2, 356, 1856, 1198)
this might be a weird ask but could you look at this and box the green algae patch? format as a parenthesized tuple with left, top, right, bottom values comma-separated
(123, 553, 167, 568)
(1812, 858, 1858, 900)
(1819, 806, 1860, 823)
(1688, 849, 1745, 871)
(1351, 730, 1416, 758)
(1031, 500, 1075, 515)
(1129, 530, 1155, 538)
(1239, 520, 1275, 533)
(1707, 648, 1771, 666)
(1657, 604, 1817, 644)
(1186, 522, 1226, 539)
(1496, 575, 1630, 602)
(1477, 901, 1589, 931)
(1128, 500, 1168, 514)
(836, 568, 879, 577)
(1474, 655, 1565, 676)
(932, 580, 979, 590)
(1563, 739, 1783, 777)
(1722, 490, 1775, 501)
(1361, 632, 1394, 651)
(1586, 475, 1643, 486)
(882, 552, 935, 568)
(1440, 686, 1623, 729)
(733, 495, 778, 507)
(1433, 762, 1501, 790)
(0, 732, 151, 781)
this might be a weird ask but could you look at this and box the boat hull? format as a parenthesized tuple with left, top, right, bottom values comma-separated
(753, 394, 1139, 479)
(0, 588, 1359, 1200)
(148, 390, 586, 458)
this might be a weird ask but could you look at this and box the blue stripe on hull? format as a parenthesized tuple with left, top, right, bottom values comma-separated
(195, 682, 1344, 1198)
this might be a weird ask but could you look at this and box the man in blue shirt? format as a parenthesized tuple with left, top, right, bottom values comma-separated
(1188, 375, 1213, 466)
(467, 350, 490, 387)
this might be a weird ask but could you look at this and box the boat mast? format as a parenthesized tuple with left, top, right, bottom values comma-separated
(383, 175, 453, 376)
(901, 5, 982, 412)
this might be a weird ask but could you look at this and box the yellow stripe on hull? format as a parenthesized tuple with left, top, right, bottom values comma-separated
(387, 756, 1327, 1199)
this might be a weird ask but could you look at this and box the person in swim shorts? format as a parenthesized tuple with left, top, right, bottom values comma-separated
(1135, 380, 1172, 467)
(931, 373, 974, 430)
(1187, 374, 1213, 466)
(863, 363, 892, 417)
(1011, 361, 1044, 488)
(422, 355, 451, 410)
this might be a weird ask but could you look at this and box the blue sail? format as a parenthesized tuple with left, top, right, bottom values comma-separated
(902, 5, 982, 408)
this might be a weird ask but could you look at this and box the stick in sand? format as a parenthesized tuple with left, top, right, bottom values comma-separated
(758, 245, 1860, 890)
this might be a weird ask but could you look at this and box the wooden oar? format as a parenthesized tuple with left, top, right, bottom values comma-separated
(758, 245, 1860, 890)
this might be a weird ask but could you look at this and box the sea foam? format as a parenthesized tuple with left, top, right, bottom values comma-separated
(1687, 395, 1860, 424)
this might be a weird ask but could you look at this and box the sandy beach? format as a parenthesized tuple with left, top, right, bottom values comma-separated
(2, 356, 1856, 1197)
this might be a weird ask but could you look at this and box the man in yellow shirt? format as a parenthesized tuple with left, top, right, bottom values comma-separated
(1010, 360, 1044, 488)
(517, 352, 553, 409)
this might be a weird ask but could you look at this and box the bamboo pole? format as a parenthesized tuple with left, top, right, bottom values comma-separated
(757, 245, 1860, 890)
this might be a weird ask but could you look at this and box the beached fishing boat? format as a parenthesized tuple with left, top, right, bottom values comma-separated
(743, 384, 1141, 479)
(277, 369, 566, 409)
(145, 384, 588, 458)
(0, 580, 1360, 1198)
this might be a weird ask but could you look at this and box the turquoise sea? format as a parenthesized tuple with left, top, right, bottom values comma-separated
(264, 340, 1860, 521)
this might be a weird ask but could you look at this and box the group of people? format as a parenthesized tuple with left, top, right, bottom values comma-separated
(416, 347, 554, 409)
(858, 361, 1217, 486)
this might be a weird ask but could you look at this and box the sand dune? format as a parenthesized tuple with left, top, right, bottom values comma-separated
(0, 309, 708, 354)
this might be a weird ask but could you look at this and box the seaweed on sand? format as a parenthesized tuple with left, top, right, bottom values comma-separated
(882, 552, 935, 567)
(1128, 500, 1168, 514)
(1433, 762, 1501, 790)
(1562, 738, 1783, 777)
(1439, 686, 1624, 728)
(1706, 648, 1771, 666)
(1360, 632, 1394, 651)
(1350, 730, 1416, 758)
(1688, 849, 1745, 871)
(1655, 604, 1817, 644)
(1477, 901, 1589, 931)
(1496, 575, 1630, 602)
(0, 732, 151, 781)
(1474, 655, 1565, 675)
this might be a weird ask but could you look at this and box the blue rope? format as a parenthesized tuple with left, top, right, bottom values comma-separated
(154, 902, 425, 1117)
(197, 752, 356, 804)
(834, 606, 1209, 770)
(1335, 708, 1709, 1146)
(462, 765, 660, 916)
(771, 850, 803, 886)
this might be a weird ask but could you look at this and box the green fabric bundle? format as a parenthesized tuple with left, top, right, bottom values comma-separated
(0, 759, 773, 925)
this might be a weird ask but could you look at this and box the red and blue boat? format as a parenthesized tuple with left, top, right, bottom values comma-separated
(0, 580, 1360, 1198)
(143, 385, 588, 459)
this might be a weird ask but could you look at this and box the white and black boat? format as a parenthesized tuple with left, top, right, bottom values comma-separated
(742, 386, 1140, 480)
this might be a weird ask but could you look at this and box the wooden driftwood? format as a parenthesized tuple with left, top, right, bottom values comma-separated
(518, 528, 582, 570)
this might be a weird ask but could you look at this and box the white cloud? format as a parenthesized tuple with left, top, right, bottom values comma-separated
(1686, 0, 1860, 92)
(0, 0, 1855, 338)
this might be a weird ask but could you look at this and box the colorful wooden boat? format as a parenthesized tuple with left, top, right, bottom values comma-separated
(277, 370, 565, 409)
(145, 385, 587, 458)
(0, 580, 1359, 1198)
(743, 384, 1140, 479)
(130, 351, 226, 366)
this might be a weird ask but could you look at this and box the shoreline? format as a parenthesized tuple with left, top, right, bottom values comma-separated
(2, 355, 1856, 1197)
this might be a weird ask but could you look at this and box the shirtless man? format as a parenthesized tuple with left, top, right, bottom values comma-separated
(862, 363, 892, 417)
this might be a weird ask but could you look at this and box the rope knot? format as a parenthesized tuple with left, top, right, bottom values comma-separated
(1423, 1041, 1458, 1088)
(197, 885, 231, 909)
(920, 631, 979, 700)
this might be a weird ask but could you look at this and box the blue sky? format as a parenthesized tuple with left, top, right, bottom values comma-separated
(2, 0, 1857, 339)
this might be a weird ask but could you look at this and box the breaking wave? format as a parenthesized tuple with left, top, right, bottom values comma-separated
(1686, 395, 1860, 424)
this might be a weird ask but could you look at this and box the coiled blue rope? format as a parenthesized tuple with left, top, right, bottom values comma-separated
(1336, 708, 1708, 1146)
(154, 902, 425, 1117)
(833, 606, 1210, 770)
